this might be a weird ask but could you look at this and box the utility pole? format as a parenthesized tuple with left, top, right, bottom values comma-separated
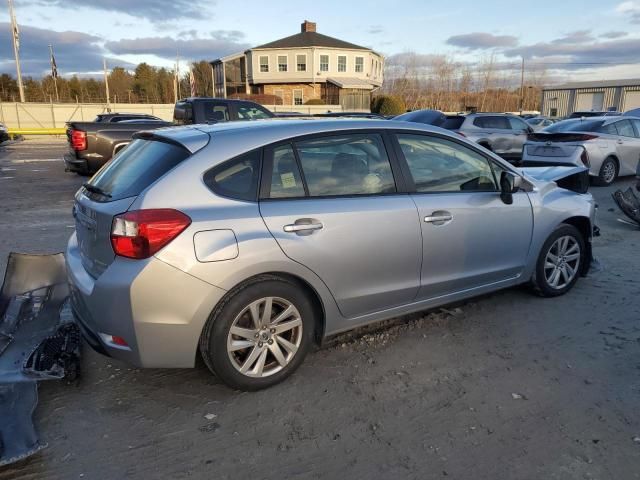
(519, 56, 525, 113)
(8, 0, 25, 102)
(49, 44, 59, 102)
(211, 64, 215, 97)
(175, 51, 181, 101)
(103, 58, 111, 111)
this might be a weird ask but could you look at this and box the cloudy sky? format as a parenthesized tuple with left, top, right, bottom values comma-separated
(1, 0, 639, 84)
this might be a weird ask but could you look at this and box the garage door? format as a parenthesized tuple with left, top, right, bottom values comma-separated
(576, 92, 604, 111)
(623, 91, 640, 111)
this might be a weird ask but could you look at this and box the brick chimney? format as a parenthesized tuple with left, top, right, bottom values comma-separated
(301, 20, 316, 33)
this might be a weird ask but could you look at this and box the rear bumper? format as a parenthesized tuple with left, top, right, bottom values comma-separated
(66, 232, 227, 368)
(63, 153, 88, 173)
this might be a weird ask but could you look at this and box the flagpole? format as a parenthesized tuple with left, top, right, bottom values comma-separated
(211, 64, 215, 97)
(103, 58, 111, 111)
(8, 0, 25, 102)
(49, 44, 59, 103)
(176, 51, 181, 100)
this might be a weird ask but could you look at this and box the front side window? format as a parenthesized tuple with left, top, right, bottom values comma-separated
(396, 134, 497, 193)
(320, 55, 329, 72)
(267, 144, 305, 199)
(236, 104, 272, 120)
(278, 55, 288, 72)
(508, 117, 530, 131)
(295, 134, 395, 196)
(355, 57, 364, 73)
(293, 89, 303, 106)
(204, 150, 261, 201)
(296, 54, 307, 72)
(259, 56, 269, 73)
(615, 119, 635, 137)
(337, 56, 347, 73)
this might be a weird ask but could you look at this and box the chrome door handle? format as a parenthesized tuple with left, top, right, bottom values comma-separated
(424, 212, 453, 225)
(283, 222, 323, 233)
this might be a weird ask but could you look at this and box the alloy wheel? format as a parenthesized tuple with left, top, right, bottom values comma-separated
(602, 161, 616, 184)
(543, 235, 581, 290)
(226, 297, 303, 378)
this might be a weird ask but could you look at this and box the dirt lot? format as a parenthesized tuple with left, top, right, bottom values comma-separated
(1, 138, 639, 480)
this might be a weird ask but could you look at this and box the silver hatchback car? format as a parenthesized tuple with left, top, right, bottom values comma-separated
(67, 120, 596, 390)
(522, 116, 640, 186)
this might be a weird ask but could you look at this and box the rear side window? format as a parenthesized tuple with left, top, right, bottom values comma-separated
(473, 116, 510, 129)
(295, 134, 396, 197)
(615, 119, 635, 137)
(508, 117, 529, 131)
(237, 104, 272, 120)
(547, 119, 604, 133)
(441, 117, 465, 129)
(599, 123, 618, 135)
(204, 150, 261, 201)
(88, 139, 189, 201)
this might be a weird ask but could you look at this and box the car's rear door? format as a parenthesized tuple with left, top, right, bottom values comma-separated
(259, 132, 422, 318)
(474, 116, 513, 156)
(507, 116, 531, 158)
(391, 132, 534, 299)
(612, 119, 640, 175)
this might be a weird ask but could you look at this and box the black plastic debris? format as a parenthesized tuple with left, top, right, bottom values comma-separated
(613, 187, 640, 227)
(0, 253, 80, 467)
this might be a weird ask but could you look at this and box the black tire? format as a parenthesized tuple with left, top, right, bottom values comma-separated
(531, 224, 585, 297)
(199, 275, 316, 391)
(593, 157, 618, 186)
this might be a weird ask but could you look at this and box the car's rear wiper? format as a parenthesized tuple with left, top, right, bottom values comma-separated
(82, 183, 111, 198)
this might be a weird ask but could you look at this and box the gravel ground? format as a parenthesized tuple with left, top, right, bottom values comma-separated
(1, 138, 639, 480)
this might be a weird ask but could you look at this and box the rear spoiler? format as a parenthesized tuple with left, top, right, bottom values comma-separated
(133, 126, 209, 154)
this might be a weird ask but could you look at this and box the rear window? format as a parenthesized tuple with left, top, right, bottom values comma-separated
(545, 119, 604, 133)
(87, 139, 189, 201)
(441, 116, 465, 129)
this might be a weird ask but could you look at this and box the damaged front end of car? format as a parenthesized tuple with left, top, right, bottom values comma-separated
(0, 253, 80, 467)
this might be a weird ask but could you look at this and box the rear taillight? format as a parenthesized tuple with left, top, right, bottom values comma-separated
(71, 129, 87, 151)
(110, 209, 191, 259)
(580, 148, 590, 167)
(576, 134, 599, 141)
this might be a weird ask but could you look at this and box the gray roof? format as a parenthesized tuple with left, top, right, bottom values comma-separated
(544, 78, 640, 91)
(252, 31, 370, 51)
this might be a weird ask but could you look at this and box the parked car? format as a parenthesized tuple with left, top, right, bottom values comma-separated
(65, 98, 275, 175)
(67, 119, 596, 391)
(93, 113, 163, 123)
(0, 123, 8, 143)
(568, 111, 620, 119)
(522, 116, 640, 185)
(442, 113, 533, 163)
(314, 112, 387, 119)
(526, 116, 555, 131)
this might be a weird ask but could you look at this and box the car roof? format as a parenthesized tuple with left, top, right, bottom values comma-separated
(146, 119, 449, 153)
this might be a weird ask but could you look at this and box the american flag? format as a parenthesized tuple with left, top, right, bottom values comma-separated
(189, 68, 197, 97)
(50, 48, 58, 78)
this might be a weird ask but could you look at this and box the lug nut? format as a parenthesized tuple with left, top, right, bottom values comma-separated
(268, 339, 273, 345)
(270, 328, 276, 334)
(254, 333, 259, 338)
(258, 342, 263, 347)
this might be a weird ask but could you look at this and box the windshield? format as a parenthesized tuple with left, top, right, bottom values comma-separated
(544, 119, 604, 133)
(87, 139, 190, 201)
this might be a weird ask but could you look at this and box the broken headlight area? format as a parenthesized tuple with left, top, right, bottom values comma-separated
(0, 253, 80, 467)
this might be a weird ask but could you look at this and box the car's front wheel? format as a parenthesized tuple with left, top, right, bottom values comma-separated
(531, 224, 585, 297)
(199, 276, 315, 391)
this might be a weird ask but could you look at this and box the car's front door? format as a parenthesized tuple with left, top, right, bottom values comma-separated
(259, 132, 422, 318)
(393, 132, 534, 300)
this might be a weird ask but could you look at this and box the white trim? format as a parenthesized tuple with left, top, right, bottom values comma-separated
(337, 55, 347, 73)
(259, 55, 269, 73)
(319, 54, 329, 72)
(293, 89, 304, 106)
(355, 56, 364, 73)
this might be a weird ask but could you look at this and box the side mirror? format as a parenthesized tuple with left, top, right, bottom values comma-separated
(500, 171, 522, 205)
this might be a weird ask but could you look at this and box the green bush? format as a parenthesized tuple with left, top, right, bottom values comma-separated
(304, 98, 324, 105)
(373, 95, 406, 116)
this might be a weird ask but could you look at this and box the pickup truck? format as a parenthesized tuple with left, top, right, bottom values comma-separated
(64, 98, 274, 175)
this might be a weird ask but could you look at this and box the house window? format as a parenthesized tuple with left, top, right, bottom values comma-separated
(296, 54, 307, 72)
(293, 89, 303, 106)
(338, 56, 346, 72)
(355, 57, 364, 73)
(278, 55, 288, 72)
(320, 55, 329, 72)
(259, 56, 269, 73)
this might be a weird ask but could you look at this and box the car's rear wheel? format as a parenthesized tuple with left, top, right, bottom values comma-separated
(593, 157, 618, 186)
(531, 224, 585, 297)
(199, 276, 315, 391)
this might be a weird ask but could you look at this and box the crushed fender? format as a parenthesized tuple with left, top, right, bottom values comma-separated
(0, 253, 80, 467)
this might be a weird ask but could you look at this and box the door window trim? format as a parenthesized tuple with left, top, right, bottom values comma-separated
(259, 129, 409, 201)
